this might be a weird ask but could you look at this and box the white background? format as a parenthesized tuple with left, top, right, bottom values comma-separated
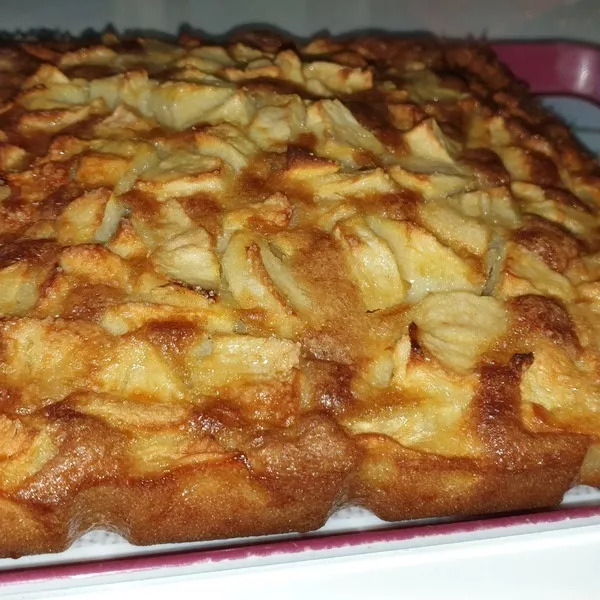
(0, 0, 598, 42)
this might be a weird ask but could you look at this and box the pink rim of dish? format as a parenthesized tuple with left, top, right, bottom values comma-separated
(2, 40, 600, 586)
(491, 41, 600, 105)
(2, 504, 600, 585)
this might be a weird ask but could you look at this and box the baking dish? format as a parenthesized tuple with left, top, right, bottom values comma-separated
(2, 39, 600, 592)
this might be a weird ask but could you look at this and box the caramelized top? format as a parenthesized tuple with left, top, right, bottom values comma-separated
(0, 32, 599, 497)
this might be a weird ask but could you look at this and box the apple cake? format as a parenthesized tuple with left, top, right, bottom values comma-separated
(0, 31, 599, 557)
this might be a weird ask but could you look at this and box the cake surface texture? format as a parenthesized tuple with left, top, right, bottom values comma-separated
(0, 30, 599, 557)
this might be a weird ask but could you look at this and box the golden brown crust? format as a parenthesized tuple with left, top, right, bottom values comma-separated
(0, 31, 599, 558)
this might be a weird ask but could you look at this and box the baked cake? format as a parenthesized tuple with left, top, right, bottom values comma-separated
(0, 31, 599, 557)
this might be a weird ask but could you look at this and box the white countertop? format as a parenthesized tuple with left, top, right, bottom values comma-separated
(6, 517, 600, 600)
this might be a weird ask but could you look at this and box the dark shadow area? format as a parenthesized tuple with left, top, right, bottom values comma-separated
(0, 23, 440, 45)
(1, 19, 599, 52)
